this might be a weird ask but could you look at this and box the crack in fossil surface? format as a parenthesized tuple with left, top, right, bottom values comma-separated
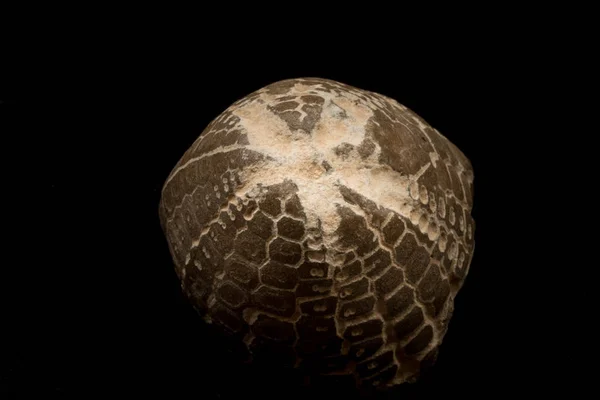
(159, 77, 475, 390)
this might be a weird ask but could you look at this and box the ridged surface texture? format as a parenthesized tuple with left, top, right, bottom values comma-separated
(159, 77, 475, 389)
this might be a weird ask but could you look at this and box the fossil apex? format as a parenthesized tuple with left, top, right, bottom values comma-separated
(159, 77, 475, 389)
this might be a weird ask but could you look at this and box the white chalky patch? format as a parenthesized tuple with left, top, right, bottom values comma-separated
(232, 84, 415, 243)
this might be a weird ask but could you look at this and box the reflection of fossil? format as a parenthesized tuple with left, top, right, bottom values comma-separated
(159, 78, 475, 389)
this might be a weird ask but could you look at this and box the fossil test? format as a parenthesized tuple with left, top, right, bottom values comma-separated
(159, 77, 475, 389)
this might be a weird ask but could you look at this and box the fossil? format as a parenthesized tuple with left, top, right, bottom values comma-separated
(159, 77, 475, 389)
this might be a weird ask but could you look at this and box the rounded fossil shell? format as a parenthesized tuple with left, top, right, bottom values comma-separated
(159, 78, 475, 389)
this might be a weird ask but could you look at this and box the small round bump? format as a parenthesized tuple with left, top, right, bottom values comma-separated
(438, 196, 446, 218)
(448, 241, 458, 260)
(344, 308, 356, 317)
(313, 303, 328, 312)
(429, 193, 437, 213)
(409, 181, 420, 200)
(418, 213, 429, 233)
(449, 207, 456, 226)
(427, 219, 440, 241)
(457, 251, 466, 269)
(419, 185, 429, 204)
(351, 328, 363, 336)
(438, 231, 448, 252)
(410, 208, 422, 226)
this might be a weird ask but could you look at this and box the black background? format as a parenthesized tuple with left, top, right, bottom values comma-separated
(2, 16, 581, 398)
